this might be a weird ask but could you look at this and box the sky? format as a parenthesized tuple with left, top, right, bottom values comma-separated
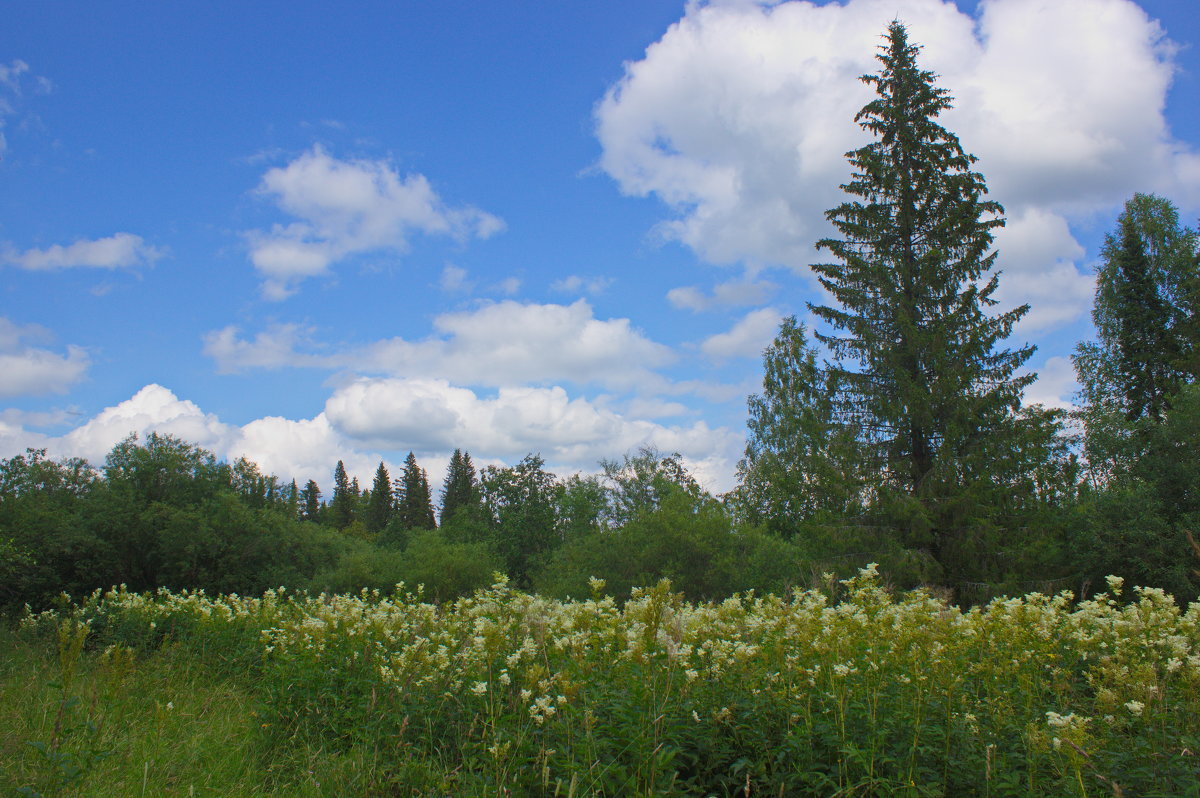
(2, 0, 1198, 496)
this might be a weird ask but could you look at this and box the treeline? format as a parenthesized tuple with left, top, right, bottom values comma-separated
(0, 438, 813, 612)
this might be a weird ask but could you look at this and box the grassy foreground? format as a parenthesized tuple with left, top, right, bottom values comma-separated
(5, 568, 1200, 796)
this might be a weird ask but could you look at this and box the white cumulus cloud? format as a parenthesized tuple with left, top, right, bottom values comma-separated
(56, 384, 233, 465)
(440, 263, 472, 292)
(202, 323, 325, 374)
(991, 207, 1095, 333)
(365, 300, 673, 389)
(0, 318, 89, 397)
(3, 233, 163, 271)
(205, 300, 676, 391)
(700, 307, 783, 362)
(551, 274, 614, 296)
(668, 278, 778, 311)
(1022, 356, 1081, 410)
(246, 146, 504, 300)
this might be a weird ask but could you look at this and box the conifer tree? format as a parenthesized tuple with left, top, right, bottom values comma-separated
(300, 479, 322, 523)
(395, 452, 436, 530)
(330, 460, 355, 529)
(419, 468, 436, 528)
(807, 21, 1060, 581)
(285, 478, 299, 518)
(364, 461, 393, 534)
(440, 449, 479, 526)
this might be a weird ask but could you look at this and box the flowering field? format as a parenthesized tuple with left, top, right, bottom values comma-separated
(15, 567, 1200, 796)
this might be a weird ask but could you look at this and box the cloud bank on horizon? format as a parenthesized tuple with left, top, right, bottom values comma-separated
(2, 0, 1197, 495)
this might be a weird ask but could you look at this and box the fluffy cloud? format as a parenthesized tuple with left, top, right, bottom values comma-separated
(493, 276, 521, 296)
(202, 323, 325, 374)
(700, 308, 783, 362)
(595, 0, 1198, 331)
(54, 385, 232, 464)
(947, 0, 1197, 209)
(364, 300, 672, 389)
(8, 383, 374, 487)
(234, 413, 381, 488)
(991, 208, 1095, 333)
(668, 278, 778, 311)
(1022, 356, 1080, 410)
(0, 318, 89, 397)
(323, 376, 742, 488)
(247, 146, 505, 300)
(205, 300, 676, 391)
(3, 233, 163, 271)
(3, 381, 743, 493)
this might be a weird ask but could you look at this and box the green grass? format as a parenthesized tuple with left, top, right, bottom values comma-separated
(2, 626, 317, 797)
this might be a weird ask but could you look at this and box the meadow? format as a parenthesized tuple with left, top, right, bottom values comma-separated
(4, 566, 1200, 797)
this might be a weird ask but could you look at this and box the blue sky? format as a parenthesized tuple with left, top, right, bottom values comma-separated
(2, 0, 1198, 494)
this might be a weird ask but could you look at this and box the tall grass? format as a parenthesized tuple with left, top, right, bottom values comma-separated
(9, 567, 1200, 796)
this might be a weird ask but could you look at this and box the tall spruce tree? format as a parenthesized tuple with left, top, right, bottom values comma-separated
(364, 461, 393, 534)
(395, 452, 436, 530)
(808, 22, 1059, 582)
(330, 460, 355, 529)
(440, 449, 478, 526)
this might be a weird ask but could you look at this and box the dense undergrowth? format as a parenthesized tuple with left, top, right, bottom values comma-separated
(6, 567, 1200, 796)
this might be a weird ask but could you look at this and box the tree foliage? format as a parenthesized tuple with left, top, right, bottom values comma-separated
(439, 449, 479, 527)
(300, 479, 322, 523)
(600, 447, 700, 527)
(329, 460, 356, 530)
(481, 454, 557, 586)
(1071, 197, 1200, 597)
(735, 318, 866, 533)
(364, 461, 394, 534)
(394, 452, 436, 531)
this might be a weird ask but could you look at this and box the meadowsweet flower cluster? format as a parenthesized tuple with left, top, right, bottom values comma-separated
(20, 567, 1200, 796)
